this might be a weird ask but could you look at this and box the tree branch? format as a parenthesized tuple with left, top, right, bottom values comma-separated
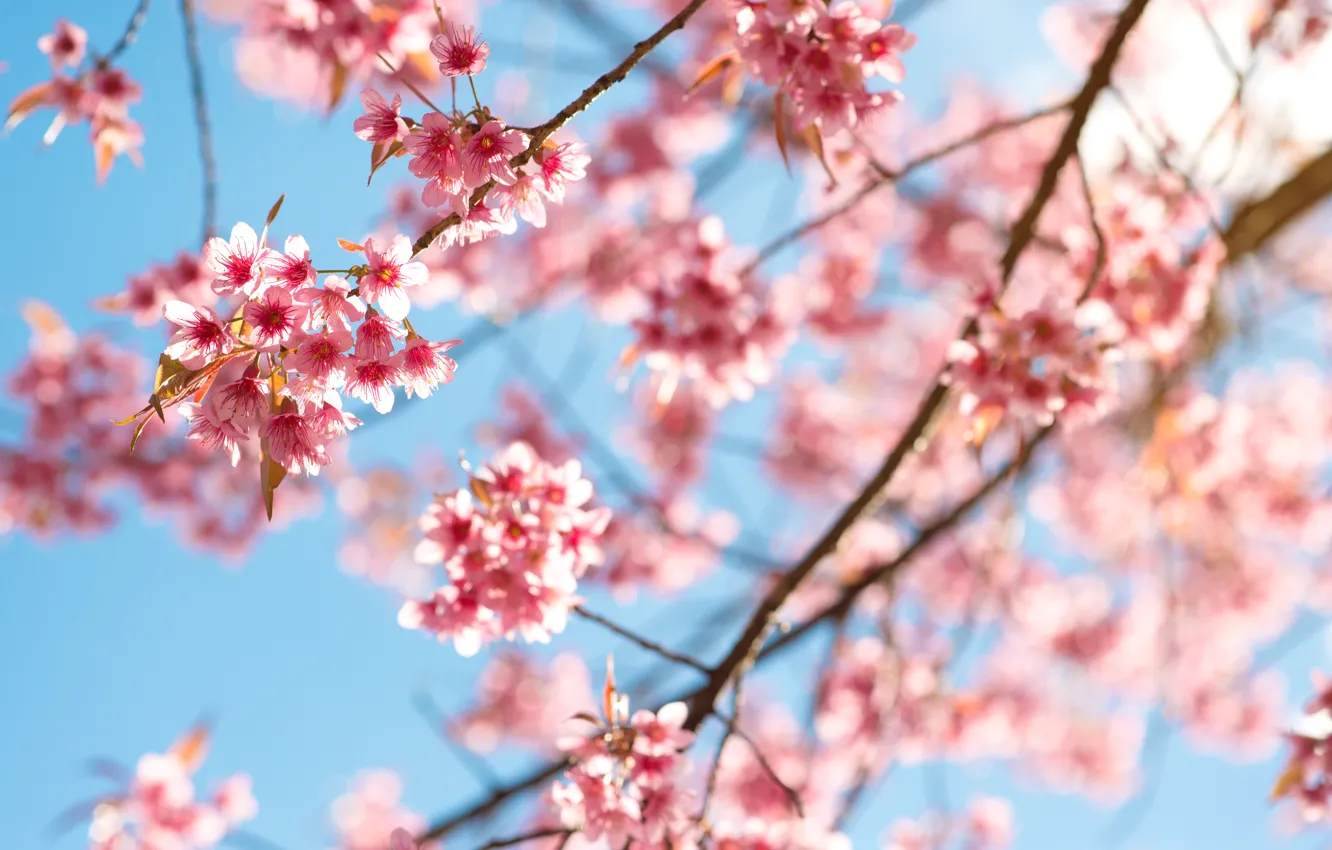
(179, 0, 218, 244)
(412, 0, 712, 256)
(574, 605, 711, 674)
(101, 0, 153, 66)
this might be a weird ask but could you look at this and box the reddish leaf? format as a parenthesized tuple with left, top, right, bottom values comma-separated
(265, 193, 286, 228)
(368, 139, 406, 187)
(260, 370, 289, 521)
(128, 413, 153, 454)
(5, 80, 52, 133)
(773, 91, 791, 174)
(1271, 761, 1302, 802)
(327, 60, 350, 117)
(169, 721, 212, 773)
(801, 124, 837, 188)
(685, 51, 739, 99)
(337, 238, 365, 253)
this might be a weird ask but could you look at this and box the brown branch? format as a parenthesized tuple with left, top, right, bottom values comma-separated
(741, 98, 1075, 275)
(475, 827, 573, 849)
(179, 0, 218, 244)
(997, 0, 1151, 285)
(714, 709, 806, 819)
(411, 0, 712, 256)
(574, 605, 711, 674)
(101, 0, 152, 66)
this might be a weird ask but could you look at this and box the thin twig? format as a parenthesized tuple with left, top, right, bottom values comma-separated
(716, 710, 806, 818)
(412, 690, 506, 791)
(475, 827, 573, 849)
(574, 606, 711, 674)
(179, 0, 218, 244)
(411, 0, 712, 255)
(101, 0, 152, 65)
(741, 98, 1075, 275)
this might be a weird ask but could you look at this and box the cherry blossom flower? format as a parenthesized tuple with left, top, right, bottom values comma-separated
(360, 236, 429, 321)
(37, 19, 87, 69)
(430, 23, 490, 77)
(461, 120, 528, 188)
(164, 301, 238, 368)
(203, 222, 271, 296)
(353, 89, 409, 144)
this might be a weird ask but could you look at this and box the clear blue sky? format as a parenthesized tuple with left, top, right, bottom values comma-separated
(0, 1, 1326, 849)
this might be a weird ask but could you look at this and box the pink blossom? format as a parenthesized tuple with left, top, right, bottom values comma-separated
(534, 141, 590, 203)
(360, 236, 428, 321)
(492, 174, 547, 228)
(37, 19, 87, 69)
(262, 235, 316, 290)
(461, 120, 528, 188)
(346, 356, 404, 414)
(203, 222, 270, 296)
(212, 372, 269, 434)
(287, 327, 353, 385)
(353, 88, 408, 144)
(243, 286, 302, 350)
(297, 275, 366, 331)
(264, 411, 330, 475)
(355, 313, 407, 362)
(163, 301, 237, 368)
(396, 337, 461, 399)
(405, 112, 463, 180)
(180, 401, 246, 467)
(430, 23, 490, 77)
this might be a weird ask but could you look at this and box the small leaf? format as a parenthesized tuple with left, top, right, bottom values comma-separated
(128, 414, 153, 454)
(149, 393, 166, 424)
(5, 80, 52, 133)
(721, 64, 746, 106)
(94, 136, 116, 186)
(169, 721, 212, 773)
(566, 711, 602, 727)
(684, 51, 739, 99)
(469, 476, 494, 509)
(406, 50, 437, 80)
(801, 123, 837, 188)
(327, 59, 350, 117)
(773, 91, 791, 174)
(154, 353, 194, 398)
(1270, 761, 1303, 802)
(337, 238, 365, 253)
(112, 407, 152, 427)
(368, 139, 406, 187)
(260, 369, 289, 521)
(603, 655, 618, 724)
(265, 193, 286, 228)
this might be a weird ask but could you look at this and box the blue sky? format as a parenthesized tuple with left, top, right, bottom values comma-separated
(1, 1, 1328, 849)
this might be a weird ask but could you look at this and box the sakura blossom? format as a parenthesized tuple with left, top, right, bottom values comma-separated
(399, 442, 611, 655)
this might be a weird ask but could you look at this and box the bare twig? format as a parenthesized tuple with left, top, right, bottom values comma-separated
(412, 690, 505, 791)
(179, 0, 218, 244)
(101, 0, 153, 65)
(741, 98, 1074, 274)
(574, 605, 711, 674)
(475, 827, 573, 849)
(715, 709, 805, 818)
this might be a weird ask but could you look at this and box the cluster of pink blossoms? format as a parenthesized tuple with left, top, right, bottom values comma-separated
(945, 298, 1123, 430)
(328, 770, 429, 850)
(451, 650, 593, 753)
(97, 252, 215, 328)
(86, 733, 255, 850)
(8, 19, 144, 183)
(124, 217, 461, 492)
(612, 215, 795, 408)
(398, 442, 611, 655)
(730, 0, 916, 134)
(353, 24, 591, 249)
(1274, 674, 1332, 825)
(881, 797, 1014, 850)
(550, 675, 698, 848)
(201, 0, 458, 108)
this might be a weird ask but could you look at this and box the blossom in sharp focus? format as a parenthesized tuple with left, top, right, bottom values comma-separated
(203, 222, 271, 296)
(461, 120, 528, 189)
(430, 24, 490, 77)
(359, 236, 429, 321)
(353, 88, 409, 144)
